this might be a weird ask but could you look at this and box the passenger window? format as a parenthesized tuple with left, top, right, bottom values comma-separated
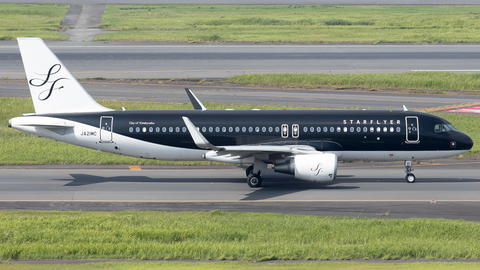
(317, 127, 321, 132)
(129, 127, 133, 132)
(330, 127, 334, 132)
(303, 127, 308, 132)
(390, 127, 394, 132)
(229, 127, 233, 132)
(343, 127, 348, 132)
(182, 127, 187, 132)
(363, 127, 368, 132)
(156, 127, 160, 132)
(149, 127, 153, 132)
(324, 127, 328, 132)
(209, 127, 213, 132)
(262, 127, 266, 132)
(357, 127, 361, 132)
(370, 127, 374, 132)
(176, 127, 180, 132)
(396, 127, 401, 132)
(255, 127, 260, 132)
(162, 127, 167, 132)
(350, 127, 354, 132)
(235, 127, 240, 132)
(242, 127, 246, 132)
(337, 127, 341, 132)
(222, 127, 226, 132)
(249, 127, 253, 132)
(275, 127, 280, 133)
(310, 127, 314, 132)
(215, 127, 220, 132)
(169, 127, 173, 132)
(269, 127, 273, 132)
(202, 127, 206, 132)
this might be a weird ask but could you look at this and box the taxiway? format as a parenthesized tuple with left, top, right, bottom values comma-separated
(1, 160, 480, 220)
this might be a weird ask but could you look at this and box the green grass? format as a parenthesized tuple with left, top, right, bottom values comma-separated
(97, 5, 480, 43)
(0, 4, 68, 41)
(2, 262, 480, 270)
(3, 4, 480, 44)
(1, 211, 480, 260)
(228, 72, 480, 92)
(1, 97, 479, 165)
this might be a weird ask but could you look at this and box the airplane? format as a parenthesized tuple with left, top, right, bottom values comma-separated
(8, 38, 474, 187)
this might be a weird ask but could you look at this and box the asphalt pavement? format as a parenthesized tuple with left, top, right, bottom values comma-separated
(1, 160, 479, 220)
(3, 42, 480, 79)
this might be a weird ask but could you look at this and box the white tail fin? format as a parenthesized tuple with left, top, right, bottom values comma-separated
(17, 38, 112, 114)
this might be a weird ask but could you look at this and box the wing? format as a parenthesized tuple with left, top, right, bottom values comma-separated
(182, 116, 318, 163)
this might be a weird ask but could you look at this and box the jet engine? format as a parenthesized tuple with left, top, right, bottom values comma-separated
(274, 153, 337, 182)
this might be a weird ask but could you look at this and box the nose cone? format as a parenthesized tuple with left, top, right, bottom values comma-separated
(457, 132, 474, 151)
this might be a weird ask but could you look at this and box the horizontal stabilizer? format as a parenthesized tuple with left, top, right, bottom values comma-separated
(9, 116, 74, 130)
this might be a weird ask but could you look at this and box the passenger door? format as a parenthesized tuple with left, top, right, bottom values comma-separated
(405, 116, 419, 143)
(100, 116, 113, 143)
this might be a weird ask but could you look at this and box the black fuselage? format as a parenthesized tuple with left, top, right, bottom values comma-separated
(52, 109, 473, 154)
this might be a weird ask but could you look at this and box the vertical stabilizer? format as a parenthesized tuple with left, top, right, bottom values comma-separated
(17, 38, 112, 114)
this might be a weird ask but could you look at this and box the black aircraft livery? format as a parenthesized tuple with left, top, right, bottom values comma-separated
(9, 38, 474, 187)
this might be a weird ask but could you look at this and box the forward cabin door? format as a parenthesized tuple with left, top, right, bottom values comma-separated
(100, 116, 113, 143)
(405, 116, 419, 143)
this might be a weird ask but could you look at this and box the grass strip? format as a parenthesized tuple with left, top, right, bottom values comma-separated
(1, 211, 480, 260)
(2, 261, 480, 270)
(0, 4, 68, 41)
(1, 97, 479, 165)
(97, 5, 480, 43)
(228, 72, 480, 92)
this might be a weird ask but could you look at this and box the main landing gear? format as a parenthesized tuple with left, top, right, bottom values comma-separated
(246, 164, 262, 188)
(404, 160, 416, 183)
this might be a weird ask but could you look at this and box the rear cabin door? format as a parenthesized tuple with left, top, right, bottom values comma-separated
(405, 116, 419, 143)
(100, 116, 113, 143)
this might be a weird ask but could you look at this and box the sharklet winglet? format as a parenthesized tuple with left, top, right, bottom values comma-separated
(182, 116, 221, 150)
(185, 88, 207, 111)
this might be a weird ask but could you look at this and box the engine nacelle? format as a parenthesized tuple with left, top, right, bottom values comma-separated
(274, 153, 337, 182)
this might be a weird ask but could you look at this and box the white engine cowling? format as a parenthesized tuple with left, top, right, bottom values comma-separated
(275, 153, 337, 182)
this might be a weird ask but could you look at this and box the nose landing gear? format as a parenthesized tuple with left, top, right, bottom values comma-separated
(405, 160, 416, 183)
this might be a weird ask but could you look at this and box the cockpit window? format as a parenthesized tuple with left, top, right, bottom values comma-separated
(446, 124, 456, 131)
(435, 124, 457, 133)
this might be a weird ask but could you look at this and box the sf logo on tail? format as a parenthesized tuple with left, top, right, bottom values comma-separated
(29, 64, 68, 101)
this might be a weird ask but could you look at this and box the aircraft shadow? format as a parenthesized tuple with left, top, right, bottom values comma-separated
(56, 173, 480, 187)
(58, 174, 246, 186)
